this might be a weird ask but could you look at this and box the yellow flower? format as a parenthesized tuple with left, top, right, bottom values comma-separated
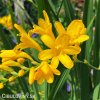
(35, 60, 60, 84)
(14, 24, 42, 51)
(0, 14, 13, 29)
(28, 10, 55, 40)
(55, 20, 89, 44)
(39, 34, 81, 69)
(0, 83, 4, 89)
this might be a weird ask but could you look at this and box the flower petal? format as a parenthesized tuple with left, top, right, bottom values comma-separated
(58, 54, 74, 69)
(38, 49, 54, 60)
(67, 20, 85, 36)
(51, 57, 59, 68)
(45, 73, 54, 83)
(17, 51, 33, 61)
(41, 35, 55, 48)
(55, 21, 65, 35)
(29, 67, 35, 85)
(74, 35, 89, 43)
(2, 60, 21, 67)
(50, 66, 61, 75)
(0, 50, 17, 58)
(38, 18, 46, 29)
(40, 62, 49, 74)
(64, 46, 81, 55)
(14, 24, 27, 35)
(43, 10, 50, 24)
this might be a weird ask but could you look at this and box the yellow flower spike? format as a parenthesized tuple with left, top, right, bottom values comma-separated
(14, 24, 42, 51)
(17, 58, 25, 64)
(8, 76, 16, 82)
(29, 67, 35, 85)
(0, 83, 4, 89)
(18, 69, 25, 77)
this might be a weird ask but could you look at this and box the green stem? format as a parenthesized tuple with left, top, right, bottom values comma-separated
(32, 82, 40, 100)
(44, 81, 48, 100)
(76, 59, 100, 70)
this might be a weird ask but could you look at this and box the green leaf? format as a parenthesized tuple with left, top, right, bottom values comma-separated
(63, 0, 75, 24)
(49, 69, 70, 100)
(93, 0, 100, 86)
(93, 83, 100, 100)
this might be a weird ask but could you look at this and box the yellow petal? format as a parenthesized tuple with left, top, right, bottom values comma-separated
(0, 65, 14, 72)
(67, 20, 85, 36)
(17, 52, 33, 61)
(0, 50, 17, 58)
(38, 18, 46, 29)
(50, 66, 61, 75)
(37, 77, 44, 84)
(14, 24, 27, 35)
(55, 34, 70, 46)
(38, 49, 54, 60)
(40, 62, 49, 74)
(74, 35, 89, 43)
(2, 60, 21, 67)
(55, 21, 65, 35)
(29, 67, 35, 85)
(58, 54, 74, 69)
(45, 73, 54, 83)
(41, 35, 55, 48)
(64, 46, 81, 55)
(51, 57, 59, 68)
(33, 25, 45, 35)
(43, 10, 50, 24)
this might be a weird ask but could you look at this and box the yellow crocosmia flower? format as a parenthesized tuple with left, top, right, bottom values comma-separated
(39, 34, 81, 69)
(14, 24, 42, 51)
(35, 61, 60, 84)
(29, 67, 35, 85)
(28, 10, 55, 40)
(0, 50, 34, 62)
(55, 20, 89, 44)
(8, 76, 16, 82)
(0, 83, 4, 89)
(0, 14, 13, 29)
(18, 69, 25, 77)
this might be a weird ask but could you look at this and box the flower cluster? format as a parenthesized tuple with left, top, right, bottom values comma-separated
(0, 14, 13, 29)
(0, 10, 89, 89)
